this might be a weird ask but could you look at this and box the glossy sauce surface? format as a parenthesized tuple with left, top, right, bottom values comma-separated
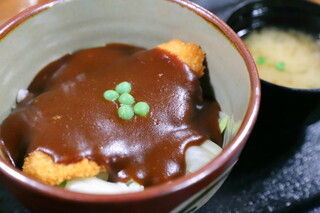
(1, 44, 221, 186)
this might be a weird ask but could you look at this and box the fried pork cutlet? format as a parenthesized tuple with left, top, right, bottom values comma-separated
(23, 151, 106, 185)
(157, 39, 205, 77)
(22, 40, 205, 185)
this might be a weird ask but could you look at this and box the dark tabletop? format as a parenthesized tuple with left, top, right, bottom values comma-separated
(1, 1, 320, 212)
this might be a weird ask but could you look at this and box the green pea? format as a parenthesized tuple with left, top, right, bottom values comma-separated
(256, 56, 267, 65)
(103, 90, 119, 101)
(133, 102, 150, 116)
(119, 93, 135, 105)
(118, 105, 134, 120)
(275, 61, 286, 71)
(115, 81, 132, 94)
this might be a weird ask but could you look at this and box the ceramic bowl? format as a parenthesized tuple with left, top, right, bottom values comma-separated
(226, 0, 320, 164)
(0, 0, 260, 212)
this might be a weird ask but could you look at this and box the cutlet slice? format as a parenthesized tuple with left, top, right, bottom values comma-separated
(157, 39, 205, 78)
(23, 151, 105, 185)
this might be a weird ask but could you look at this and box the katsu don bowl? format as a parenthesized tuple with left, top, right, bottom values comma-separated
(0, 0, 260, 212)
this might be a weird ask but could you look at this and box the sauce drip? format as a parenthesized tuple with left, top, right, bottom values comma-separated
(0, 43, 221, 186)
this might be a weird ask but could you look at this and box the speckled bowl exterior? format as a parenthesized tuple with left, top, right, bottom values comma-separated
(0, 0, 260, 212)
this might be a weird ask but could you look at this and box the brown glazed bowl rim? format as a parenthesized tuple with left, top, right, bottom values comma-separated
(0, 0, 260, 204)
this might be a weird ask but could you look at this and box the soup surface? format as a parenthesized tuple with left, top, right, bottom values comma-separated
(244, 28, 320, 89)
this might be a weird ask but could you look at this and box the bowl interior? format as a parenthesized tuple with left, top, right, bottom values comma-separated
(0, 0, 258, 200)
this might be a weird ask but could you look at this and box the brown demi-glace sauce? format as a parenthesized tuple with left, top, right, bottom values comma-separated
(0, 43, 221, 186)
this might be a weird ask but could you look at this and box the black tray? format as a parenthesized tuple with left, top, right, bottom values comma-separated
(1, 1, 320, 212)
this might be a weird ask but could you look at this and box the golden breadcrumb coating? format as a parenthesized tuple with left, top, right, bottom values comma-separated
(157, 39, 205, 78)
(22, 40, 206, 185)
(23, 151, 105, 185)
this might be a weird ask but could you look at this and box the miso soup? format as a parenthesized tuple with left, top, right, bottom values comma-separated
(244, 28, 320, 89)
